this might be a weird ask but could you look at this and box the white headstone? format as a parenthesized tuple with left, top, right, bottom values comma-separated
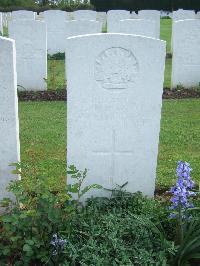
(0, 13, 3, 35)
(172, 19, 200, 88)
(44, 10, 66, 55)
(107, 10, 131, 32)
(119, 19, 157, 38)
(196, 11, 200, 19)
(171, 10, 196, 52)
(173, 9, 195, 21)
(66, 20, 102, 38)
(66, 12, 73, 21)
(0, 37, 20, 200)
(9, 20, 47, 91)
(12, 10, 36, 20)
(138, 10, 160, 38)
(36, 12, 44, 21)
(66, 33, 166, 199)
(73, 10, 97, 20)
(131, 11, 138, 19)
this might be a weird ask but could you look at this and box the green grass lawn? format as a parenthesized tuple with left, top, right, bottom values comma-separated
(19, 99, 200, 189)
(47, 59, 66, 90)
(160, 18, 172, 53)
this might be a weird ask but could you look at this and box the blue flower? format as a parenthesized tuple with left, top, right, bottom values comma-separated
(169, 161, 196, 219)
(50, 233, 67, 256)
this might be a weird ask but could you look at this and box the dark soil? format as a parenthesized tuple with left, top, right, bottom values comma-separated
(18, 88, 200, 102)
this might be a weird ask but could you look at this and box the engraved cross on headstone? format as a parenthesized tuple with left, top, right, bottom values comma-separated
(93, 129, 134, 184)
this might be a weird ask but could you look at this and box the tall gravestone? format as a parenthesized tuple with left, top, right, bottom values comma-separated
(196, 11, 200, 19)
(119, 19, 157, 38)
(107, 10, 130, 33)
(73, 10, 97, 20)
(172, 19, 200, 88)
(138, 10, 160, 38)
(12, 10, 36, 20)
(172, 9, 195, 21)
(131, 12, 138, 19)
(44, 10, 66, 54)
(0, 37, 20, 200)
(66, 12, 73, 21)
(171, 10, 195, 52)
(66, 33, 166, 199)
(9, 20, 47, 91)
(36, 12, 44, 21)
(66, 20, 102, 39)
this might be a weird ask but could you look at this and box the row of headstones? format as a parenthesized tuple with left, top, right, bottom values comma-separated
(0, 33, 166, 201)
(6, 10, 161, 91)
(6, 18, 200, 91)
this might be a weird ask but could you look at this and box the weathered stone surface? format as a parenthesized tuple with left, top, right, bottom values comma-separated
(44, 10, 66, 54)
(0, 37, 20, 200)
(73, 10, 97, 20)
(131, 11, 138, 19)
(9, 20, 47, 91)
(119, 19, 157, 38)
(66, 20, 102, 38)
(138, 10, 160, 38)
(173, 9, 195, 21)
(12, 10, 36, 20)
(107, 10, 130, 32)
(172, 19, 200, 88)
(66, 33, 166, 199)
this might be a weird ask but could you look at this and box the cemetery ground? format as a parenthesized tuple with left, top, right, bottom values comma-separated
(19, 99, 200, 190)
(1, 18, 200, 265)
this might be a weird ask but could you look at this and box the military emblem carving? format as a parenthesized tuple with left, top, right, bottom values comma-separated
(95, 47, 139, 90)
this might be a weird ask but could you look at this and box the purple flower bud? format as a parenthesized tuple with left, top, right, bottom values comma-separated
(169, 161, 196, 219)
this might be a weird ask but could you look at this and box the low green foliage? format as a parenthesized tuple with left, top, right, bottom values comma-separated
(1, 162, 200, 265)
(0, 164, 101, 265)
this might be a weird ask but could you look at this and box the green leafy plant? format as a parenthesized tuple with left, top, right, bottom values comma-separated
(0, 162, 101, 265)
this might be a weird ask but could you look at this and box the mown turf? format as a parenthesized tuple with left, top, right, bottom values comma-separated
(164, 58, 172, 88)
(19, 99, 200, 188)
(47, 59, 66, 90)
(160, 18, 172, 53)
(19, 102, 67, 190)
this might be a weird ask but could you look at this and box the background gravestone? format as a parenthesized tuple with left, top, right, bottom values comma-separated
(172, 19, 200, 88)
(119, 19, 157, 38)
(44, 10, 66, 55)
(138, 10, 160, 38)
(66, 20, 103, 39)
(73, 10, 97, 20)
(171, 10, 196, 52)
(107, 10, 131, 33)
(9, 20, 47, 91)
(0, 37, 20, 201)
(66, 33, 166, 200)
(131, 11, 138, 19)
(172, 9, 195, 21)
(12, 10, 36, 20)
